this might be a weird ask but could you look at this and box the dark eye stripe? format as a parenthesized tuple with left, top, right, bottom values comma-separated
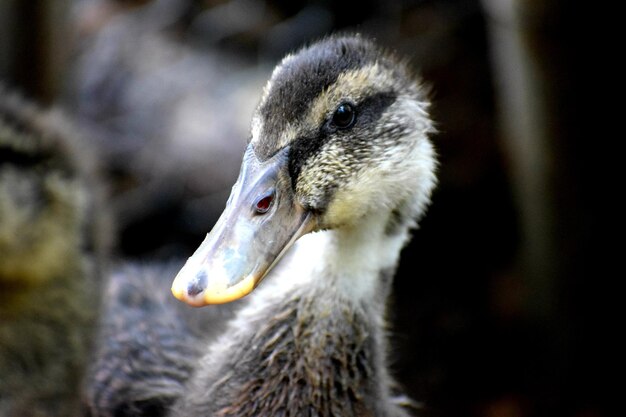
(254, 37, 383, 160)
(354, 92, 396, 127)
(288, 91, 397, 191)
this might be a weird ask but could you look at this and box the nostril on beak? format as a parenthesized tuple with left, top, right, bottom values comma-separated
(187, 270, 208, 297)
(254, 189, 275, 214)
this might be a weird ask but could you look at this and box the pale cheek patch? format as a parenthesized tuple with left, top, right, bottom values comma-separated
(317, 100, 436, 228)
(295, 140, 352, 210)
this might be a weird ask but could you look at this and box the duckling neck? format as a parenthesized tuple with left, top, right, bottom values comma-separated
(323, 210, 411, 302)
(277, 207, 411, 306)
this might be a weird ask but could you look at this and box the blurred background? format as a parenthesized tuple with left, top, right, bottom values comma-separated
(0, 0, 605, 416)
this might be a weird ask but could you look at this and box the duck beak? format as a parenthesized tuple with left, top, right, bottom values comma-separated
(171, 145, 315, 306)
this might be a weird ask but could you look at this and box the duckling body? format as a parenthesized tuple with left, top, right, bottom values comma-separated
(0, 85, 108, 416)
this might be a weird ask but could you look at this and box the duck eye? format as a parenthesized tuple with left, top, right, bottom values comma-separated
(332, 103, 356, 129)
(254, 192, 274, 214)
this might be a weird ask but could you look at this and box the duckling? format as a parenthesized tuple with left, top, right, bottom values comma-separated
(0, 85, 108, 416)
(170, 34, 436, 416)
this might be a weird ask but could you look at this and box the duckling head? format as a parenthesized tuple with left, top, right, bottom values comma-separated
(172, 35, 436, 306)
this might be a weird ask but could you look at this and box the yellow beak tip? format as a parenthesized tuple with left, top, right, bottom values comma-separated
(171, 285, 184, 300)
(201, 274, 256, 305)
(171, 273, 257, 306)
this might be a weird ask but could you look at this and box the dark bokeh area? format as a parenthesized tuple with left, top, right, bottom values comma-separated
(0, 0, 606, 416)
